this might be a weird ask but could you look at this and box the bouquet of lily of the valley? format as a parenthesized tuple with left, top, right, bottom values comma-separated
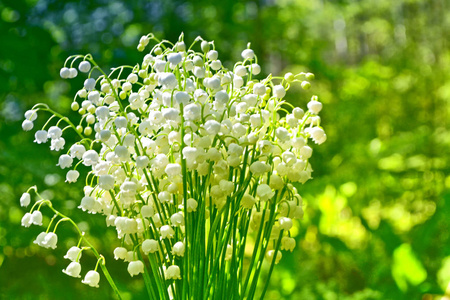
(20, 33, 326, 299)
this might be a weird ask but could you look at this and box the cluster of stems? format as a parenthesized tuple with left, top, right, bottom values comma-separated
(20, 33, 326, 299)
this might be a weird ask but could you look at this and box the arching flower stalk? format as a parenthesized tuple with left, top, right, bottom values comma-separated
(20, 33, 326, 299)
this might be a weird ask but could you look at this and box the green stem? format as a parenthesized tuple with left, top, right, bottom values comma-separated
(259, 232, 284, 300)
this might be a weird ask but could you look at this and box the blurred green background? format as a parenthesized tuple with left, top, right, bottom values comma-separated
(0, 0, 449, 299)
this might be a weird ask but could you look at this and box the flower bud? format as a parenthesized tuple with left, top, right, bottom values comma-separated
(301, 81, 311, 90)
(251, 63, 261, 75)
(84, 78, 96, 91)
(201, 41, 210, 52)
(60, 67, 70, 79)
(22, 120, 33, 131)
(284, 72, 295, 82)
(79, 61, 91, 73)
(127, 73, 138, 84)
(305, 72, 315, 81)
(273, 85, 286, 99)
(69, 68, 78, 78)
(234, 65, 247, 77)
(241, 49, 255, 60)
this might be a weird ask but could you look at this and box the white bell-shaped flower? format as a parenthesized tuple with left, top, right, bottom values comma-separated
(172, 241, 185, 257)
(256, 184, 274, 202)
(68, 68, 77, 78)
(50, 137, 65, 151)
(57, 154, 73, 169)
(114, 116, 127, 129)
(34, 130, 48, 144)
(241, 194, 255, 209)
(300, 146, 313, 159)
(307, 99, 322, 114)
(158, 72, 177, 89)
(186, 198, 198, 212)
(42, 232, 58, 249)
(114, 247, 128, 260)
(170, 212, 184, 227)
(234, 65, 247, 77)
(127, 73, 138, 83)
(142, 239, 159, 255)
(281, 236, 296, 252)
(251, 63, 261, 75)
(266, 250, 282, 264)
(165, 265, 181, 280)
(33, 232, 47, 246)
(165, 163, 181, 177)
(279, 217, 293, 230)
(99, 175, 115, 190)
(275, 127, 290, 142)
(82, 270, 100, 288)
(136, 156, 150, 168)
(141, 205, 155, 218)
(69, 144, 86, 159)
(63, 262, 82, 278)
(82, 150, 99, 166)
(66, 170, 80, 183)
(31, 210, 43, 226)
(20, 192, 31, 207)
(308, 127, 327, 145)
(160, 225, 175, 239)
(124, 251, 134, 262)
(64, 246, 82, 261)
(249, 161, 269, 177)
(167, 53, 182, 65)
(21, 213, 32, 227)
(128, 260, 145, 277)
(47, 126, 62, 139)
